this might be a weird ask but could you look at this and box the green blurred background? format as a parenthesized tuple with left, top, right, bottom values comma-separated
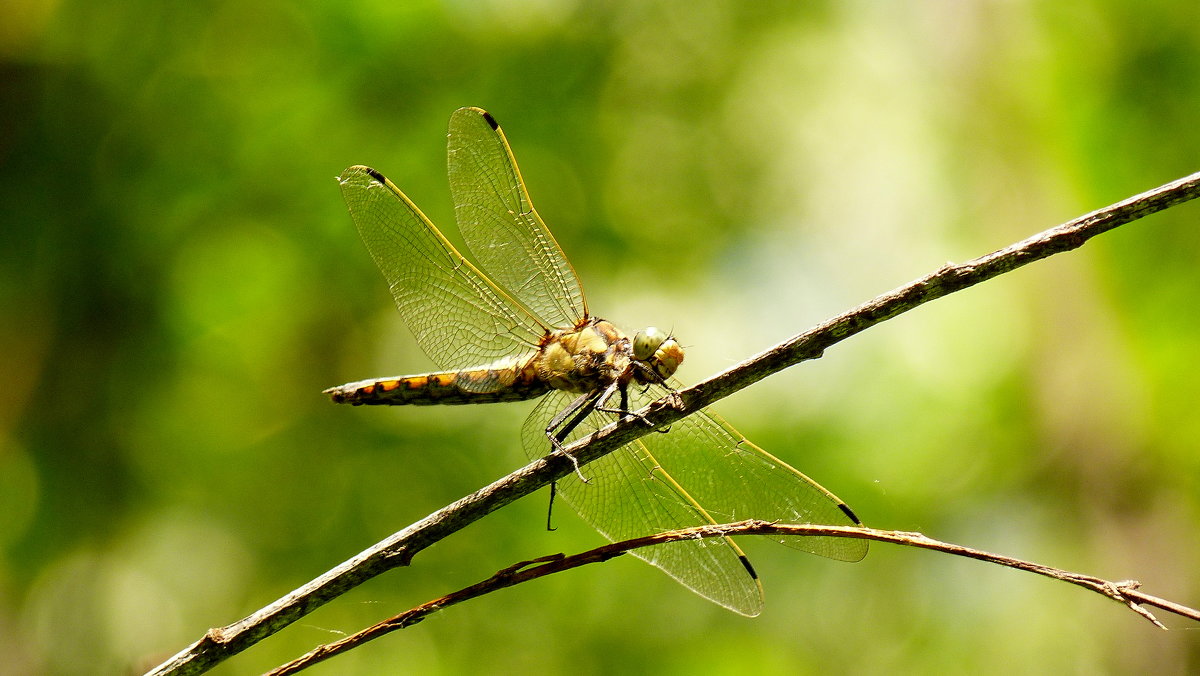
(3, 1, 1199, 673)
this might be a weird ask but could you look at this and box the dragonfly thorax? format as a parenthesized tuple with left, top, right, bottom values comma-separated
(534, 318, 684, 394)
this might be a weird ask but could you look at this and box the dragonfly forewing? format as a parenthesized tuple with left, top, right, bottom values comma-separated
(523, 383, 867, 616)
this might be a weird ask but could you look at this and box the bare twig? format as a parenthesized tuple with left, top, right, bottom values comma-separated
(268, 521, 1200, 674)
(146, 171, 1200, 676)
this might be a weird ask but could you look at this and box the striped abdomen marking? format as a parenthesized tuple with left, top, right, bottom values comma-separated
(324, 366, 549, 406)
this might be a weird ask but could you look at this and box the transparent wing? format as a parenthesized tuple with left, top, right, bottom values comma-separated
(448, 107, 588, 329)
(633, 383, 868, 563)
(522, 385, 868, 616)
(523, 390, 766, 617)
(338, 166, 546, 378)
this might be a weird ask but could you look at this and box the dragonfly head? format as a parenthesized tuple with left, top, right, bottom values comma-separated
(632, 327, 684, 382)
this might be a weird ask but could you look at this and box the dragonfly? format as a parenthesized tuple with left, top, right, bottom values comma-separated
(325, 107, 867, 616)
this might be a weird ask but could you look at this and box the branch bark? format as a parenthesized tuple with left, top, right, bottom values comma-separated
(267, 520, 1200, 674)
(146, 170, 1200, 676)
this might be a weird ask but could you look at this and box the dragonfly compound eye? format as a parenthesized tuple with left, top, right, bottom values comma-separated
(633, 327, 667, 361)
(650, 337, 684, 379)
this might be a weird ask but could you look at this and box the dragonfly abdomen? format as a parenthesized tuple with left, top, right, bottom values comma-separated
(325, 364, 549, 406)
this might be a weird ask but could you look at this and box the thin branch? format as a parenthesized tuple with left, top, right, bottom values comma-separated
(268, 521, 1200, 674)
(146, 171, 1200, 676)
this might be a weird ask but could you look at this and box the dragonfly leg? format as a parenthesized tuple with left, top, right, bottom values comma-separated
(595, 382, 657, 428)
(545, 480, 558, 531)
(641, 377, 685, 411)
(650, 389, 683, 434)
(544, 388, 605, 484)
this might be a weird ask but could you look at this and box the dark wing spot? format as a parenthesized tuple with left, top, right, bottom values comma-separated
(737, 554, 759, 580)
(480, 110, 500, 130)
(838, 503, 863, 525)
(364, 167, 387, 184)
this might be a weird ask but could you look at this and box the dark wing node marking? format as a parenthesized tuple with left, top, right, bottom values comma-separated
(738, 555, 758, 579)
(839, 503, 862, 525)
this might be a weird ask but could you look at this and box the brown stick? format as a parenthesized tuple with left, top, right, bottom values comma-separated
(266, 521, 1200, 674)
